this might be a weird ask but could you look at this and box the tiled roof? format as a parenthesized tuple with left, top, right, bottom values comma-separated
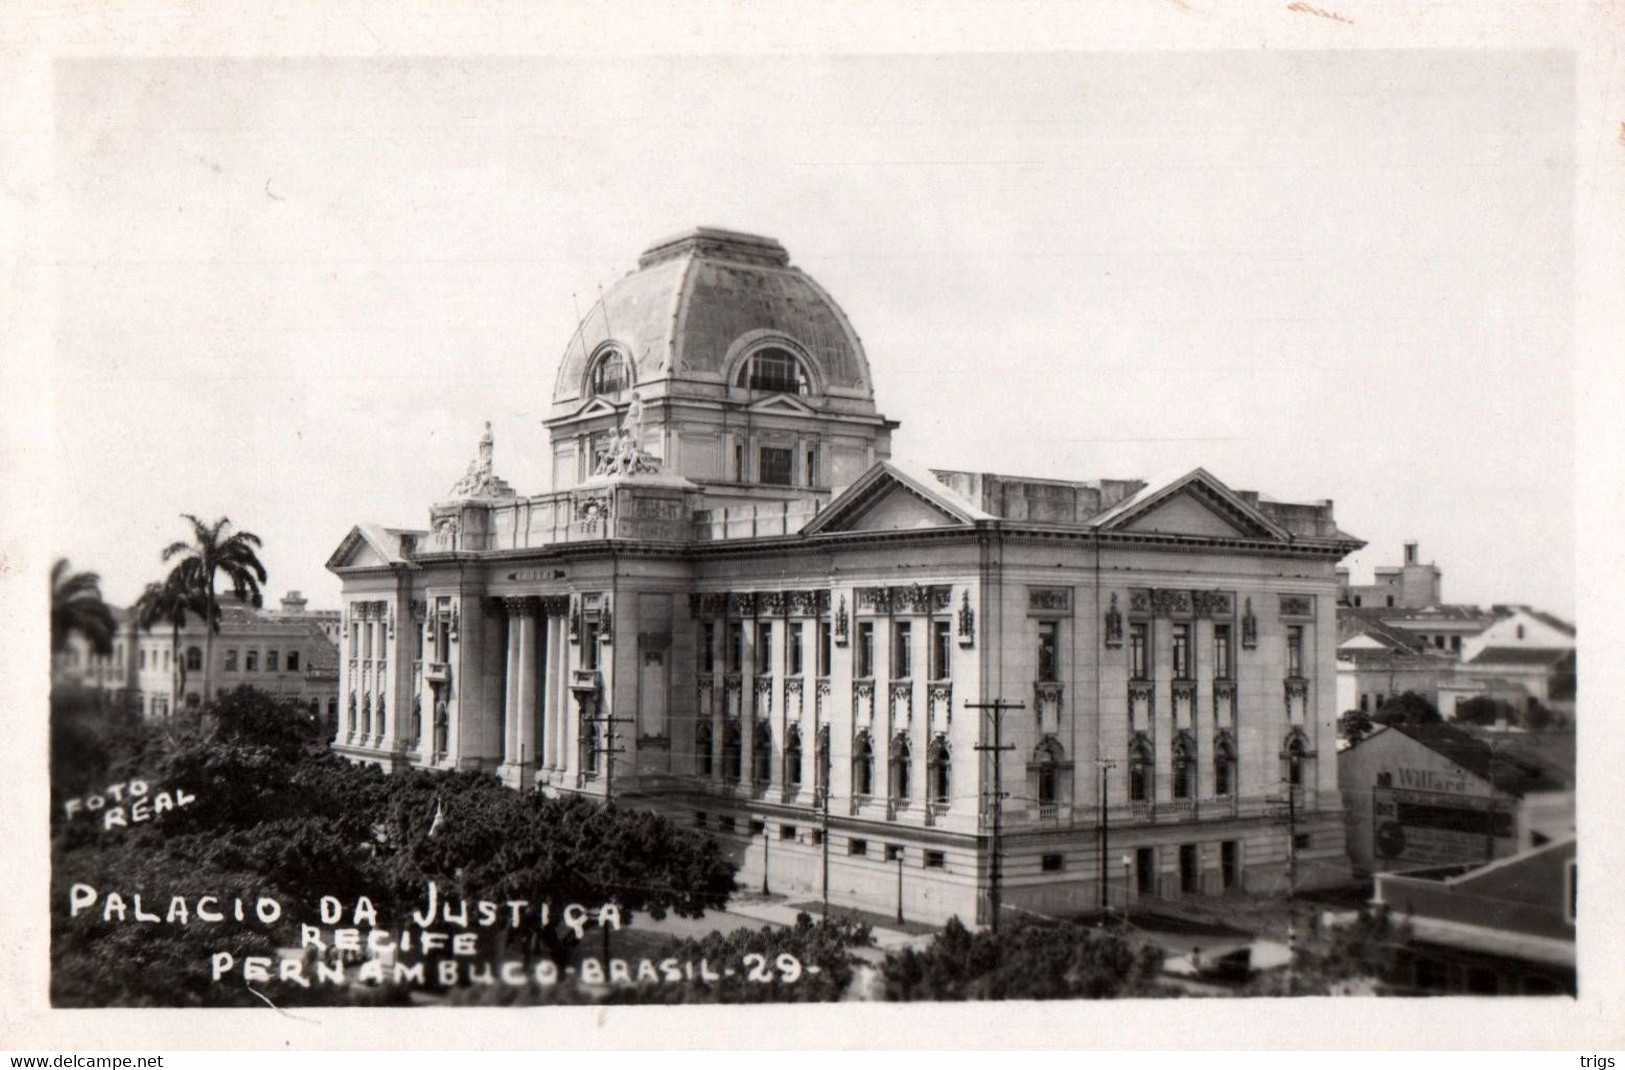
(1389, 723, 1564, 796)
(1342, 604, 1495, 623)
(1468, 647, 1573, 667)
(1337, 613, 1430, 652)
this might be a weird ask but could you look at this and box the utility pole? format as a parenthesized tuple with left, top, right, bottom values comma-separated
(585, 704, 632, 964)
(968, 698, 1022, 934)
(1096, 757, 1117, 923)
(820, 774, 831, 922)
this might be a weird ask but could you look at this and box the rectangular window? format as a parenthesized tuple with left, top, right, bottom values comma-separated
(805, 447, 817, 487)
(1293, 833, 1312, 851)
(884, 844, 904, 863)
(719, 815, 737, 833)
(1221, 841, 1239, 890)
(756, 622, 774, 675)
(810, 829, 824, 846)
(700, 622, 716, 674)
(734, 443, 745, 482)
(1130, 622, 1149, 680)
(787, 622, 804, 677)
(727, 622, 744, 674)
(350, 624, 359, 657)
(224, 649, 238, 672)
(1287, 625, 1304, 677)
(1037, 621, 1059, 682)
(246, 650, 259, 672)
(1172, 624, 1191, 680)
(780, 824, 797, 841)
(1180, 844, 1200, 894)
(759, 446, 793, 486)
(266, 650, 279, 673)
(1213, 624, 1232, 680)
(748, 818, 766, 837)
(848, 838, 868, 857)
(924, 850, 946, 869)
(1451, 635, 1461, 653)
(140, 650, 148, 670)
(817, 620, 833, 677)
(364, 623, 374, 659)
(1359, 693, 1369, 712)
(931, 619, 952, 681)
(892, 621, 912, 679)
(857, 622, 875, 678)
(582, 621, 600, 670)
(1041, 853, 1064, 873)
(286, 651, 299, 672)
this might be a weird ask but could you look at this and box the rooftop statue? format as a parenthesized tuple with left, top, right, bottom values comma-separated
(449, 420, 516, 498)
(593, 390, 662, 478)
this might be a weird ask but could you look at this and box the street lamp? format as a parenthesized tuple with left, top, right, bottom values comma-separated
(762, 819, 771, 896)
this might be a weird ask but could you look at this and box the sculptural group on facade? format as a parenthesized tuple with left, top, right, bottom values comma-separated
(593, 390, 662, 478)
(449, 421, 516, 498)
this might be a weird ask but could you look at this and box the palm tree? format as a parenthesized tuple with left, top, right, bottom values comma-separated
(134, 564, 215, 708)
(51, 558, 116, 657)
(161, 515, 268, 704)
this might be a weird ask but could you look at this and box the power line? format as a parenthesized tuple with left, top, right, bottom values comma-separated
(968, 697, 1022, 934)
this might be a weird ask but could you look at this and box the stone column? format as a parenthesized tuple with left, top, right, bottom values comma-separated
(516, 608, 539, 781)
(503, 604, 523, 767)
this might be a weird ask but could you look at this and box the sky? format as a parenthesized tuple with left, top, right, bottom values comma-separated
(47, 51, 1575, 618)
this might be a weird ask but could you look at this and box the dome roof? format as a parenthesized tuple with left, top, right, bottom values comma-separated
(551, 228, 873, 406)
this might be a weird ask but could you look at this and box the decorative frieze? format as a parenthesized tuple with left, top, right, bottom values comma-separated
(1034, 681, 1063, 726)
(754, 676, 773, 717)
(889, 681, 913, 723)
(1028, 587, 1071, 614)
(1192, 590, 1235, 618)
(856, 584, 952, 615)
(1172, 680, 1196, 723)
(1128, 589, 1151, 614)
(1150, 588, 1191, 618)
(1213, 680, 1237, 724)
(1280, 594, 1314, 619)
(728, 592, 755, 619)
(853, 679, 875, 721)
(540, 594, 571, 616)
(927, 682, 952, 727)
(787, 590, 819, 617)
(1127, 680, 1154, 728)
(785, 676, 804, 718)
(574, 495, 610, 523)
(758, 591, 786, 617)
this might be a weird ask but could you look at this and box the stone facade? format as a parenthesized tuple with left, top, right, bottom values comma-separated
(327, 229, 1365, 925)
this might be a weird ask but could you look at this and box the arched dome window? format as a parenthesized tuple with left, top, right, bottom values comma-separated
(735, 347, 809, 395)
(589, 349, 630, 398)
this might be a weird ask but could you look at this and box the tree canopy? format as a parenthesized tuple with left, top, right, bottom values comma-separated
(1371, 691, 1441, 726)
(51, 558, 116, 657)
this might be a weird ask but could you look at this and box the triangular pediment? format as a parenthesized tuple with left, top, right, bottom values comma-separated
(802, 462, 985, 536)
(326, 525, 412, 571)
(571, 397, 622, 420)
(1094, 468, 1289, 541)
(746, 393, 817, 417)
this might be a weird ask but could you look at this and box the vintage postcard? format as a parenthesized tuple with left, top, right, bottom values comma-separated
(3, 0, 1622, 1053)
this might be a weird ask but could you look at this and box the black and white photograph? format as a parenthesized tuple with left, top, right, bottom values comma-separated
(3, 0, 1622, 1054)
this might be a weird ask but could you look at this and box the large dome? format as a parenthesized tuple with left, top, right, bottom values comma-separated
(550, 228, 874, 406)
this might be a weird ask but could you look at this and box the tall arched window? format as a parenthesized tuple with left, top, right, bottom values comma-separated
(696, 720, 714, 777)
(735, 347, 809, 395)
(1214, 732, 1237, 798)
(186, 647, 203, 671)
(927, 737, 951, 807)
(1283, 731, 1311, 794)
(853, 731, 875, 797)
(1128, 734, 1154, 803)
(784, 724, 803, 790)
(589, 349, 630, 397)
(722, 721, 743, 783)
(890, 734, 912, 805)
(1172, 731, 1197, 800)
(1033, 737, 1065, 808)
(753, 720, 773, 786)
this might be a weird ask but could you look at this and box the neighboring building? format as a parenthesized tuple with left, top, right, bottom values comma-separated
(326, 228, 1366, 925)
(1337, 541, 1441, 610)
(60, 594, 342, 722)
(1335, 545, 1575, 721)
(1339, 722, 1573, 876)
(276, 589, 344, 645)
(1372, 837, 1575, 995)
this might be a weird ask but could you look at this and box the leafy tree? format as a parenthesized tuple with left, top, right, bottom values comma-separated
(160, 515, 268, 704)
(134, 568, 214, 704)
(1453, 695, 1515, 726)
(1246, 907, 1413, 996)
(881, 916, 1166, 1000)
(51, 558, 116, 657)
(1371, 690, 1441, 727)
(1523, 699, 1561, 731)
(1339, 708, 1375, 744)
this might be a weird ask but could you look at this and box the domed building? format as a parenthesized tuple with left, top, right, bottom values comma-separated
(328, 228, 1365, 925)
